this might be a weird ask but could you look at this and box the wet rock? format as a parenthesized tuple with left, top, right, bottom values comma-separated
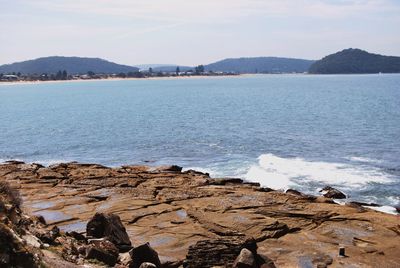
(154, 165, 182, 173)
(86, 212, 132, 252)
(349, 201, 380, 207)
(233, 248, 256, 268)
(320, 186, 346, 199)
(85, 239, 119, 266)
(139, 262, 157, 268)
(129, 242, 161, 268)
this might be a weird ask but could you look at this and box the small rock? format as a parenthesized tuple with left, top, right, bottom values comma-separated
(86, 212, 132, 252)
(320, 186, 346, 199)
(129, 243, 161, 268)
(155, 165, 182, 173)
(139, 263, 157, 268)
(22, 234, 42, 248)
(66, 231, 86, 242)
(233, 248, 256, 268)
(86, 239, 119, 266)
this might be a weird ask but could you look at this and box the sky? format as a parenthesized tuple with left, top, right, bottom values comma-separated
(1, 0, 400, 66)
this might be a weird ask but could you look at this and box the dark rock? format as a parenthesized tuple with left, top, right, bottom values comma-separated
(129, 243, 161, 268)
(286, 189, 316, 201)
(66, 231, 86, 242)
(86, 212, 132, 252)
(256, 187, 274, 193)
(37, 225, 60, 245)
(349, 201, 380, 207)
(320, 186, 346, 199)
(256, 254, 276, 268)
(286, 189, 303, 196)
(184, 169, 209, 177)
(86, 239, 119, 266)
(395, 205, 400, 213)
(155, 165, 182, 173)
(183, 237, 258, 268)
(209, 178, 244, 185)
(233, 248, 256, 268)
(162, 260, 184, 268)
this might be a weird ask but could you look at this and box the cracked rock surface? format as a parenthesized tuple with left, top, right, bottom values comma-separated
(1, 161, 399, 267)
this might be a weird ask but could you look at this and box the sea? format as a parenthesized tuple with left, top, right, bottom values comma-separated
(1, 74, 399, 212)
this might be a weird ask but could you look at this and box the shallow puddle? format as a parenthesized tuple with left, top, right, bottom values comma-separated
(59, 221, 86, 233)
(32, 210, 71, 223)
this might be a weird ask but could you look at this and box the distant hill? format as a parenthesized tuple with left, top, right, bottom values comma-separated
(0, 56, 139, 75)
(152, 66, 193, 72)
(309, 49, 400, 74)
(205, 57, 314, 73)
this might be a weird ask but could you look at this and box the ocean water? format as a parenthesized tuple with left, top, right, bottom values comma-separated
(1, 74, 399, 210)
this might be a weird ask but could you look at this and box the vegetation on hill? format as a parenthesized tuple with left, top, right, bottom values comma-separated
(205, 57, 314, 73)
(0, 56, 139, 75)
(309, 48, 400, 74)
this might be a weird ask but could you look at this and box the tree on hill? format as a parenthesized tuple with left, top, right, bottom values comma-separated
(195, 65, 205, 74)
(309, 48, 400, 74)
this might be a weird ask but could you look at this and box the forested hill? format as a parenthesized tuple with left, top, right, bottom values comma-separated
(205, 57, 315, 73)
(0, 56, 139, 75)
(309, 49, 400, 74)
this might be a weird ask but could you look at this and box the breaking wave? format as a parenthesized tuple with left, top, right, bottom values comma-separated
(245, 153, 393, 190)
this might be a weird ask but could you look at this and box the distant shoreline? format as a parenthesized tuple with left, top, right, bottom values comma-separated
(0, 74, 249, 86)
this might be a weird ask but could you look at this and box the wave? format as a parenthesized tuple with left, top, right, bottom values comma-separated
(245, 153, 393, 190)
(345, 156, 383, 164)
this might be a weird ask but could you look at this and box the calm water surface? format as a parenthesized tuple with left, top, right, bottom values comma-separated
(1, 74, 399, 209)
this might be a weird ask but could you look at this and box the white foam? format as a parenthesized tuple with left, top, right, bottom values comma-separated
(245, 154, 392, 190)
(346, 156, 383, 164)
(366, 205, 398, 215)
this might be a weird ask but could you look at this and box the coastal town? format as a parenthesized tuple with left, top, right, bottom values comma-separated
(0, 65, 237, 83)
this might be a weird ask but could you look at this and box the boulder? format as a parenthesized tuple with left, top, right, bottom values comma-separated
(233, 248, 256, 268)
(86, 212, 132, 252)
(85, 239, 119, 266)
(320, 186, 346, 199)
(129, 243, 161, 268)
(395, 205, 400, 214)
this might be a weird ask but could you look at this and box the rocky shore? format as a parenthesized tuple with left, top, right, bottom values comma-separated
(1, 161, 399, 267)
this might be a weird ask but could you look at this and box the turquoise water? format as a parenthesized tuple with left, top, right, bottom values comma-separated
(0, 74, 399, 208)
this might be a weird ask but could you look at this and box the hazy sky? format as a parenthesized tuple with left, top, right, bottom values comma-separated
(1, 0, 400, 66)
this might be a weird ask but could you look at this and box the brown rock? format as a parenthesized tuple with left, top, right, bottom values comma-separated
(233, 248, 256, 268)
(129, 243, 161, 268)
(86, 212, 132, 252)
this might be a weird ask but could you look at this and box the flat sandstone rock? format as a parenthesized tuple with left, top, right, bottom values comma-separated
(1, 161, 399, 267)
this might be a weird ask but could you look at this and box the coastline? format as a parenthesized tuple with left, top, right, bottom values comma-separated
(1, 160, 399, 267)
(0, 74, 250, 86)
